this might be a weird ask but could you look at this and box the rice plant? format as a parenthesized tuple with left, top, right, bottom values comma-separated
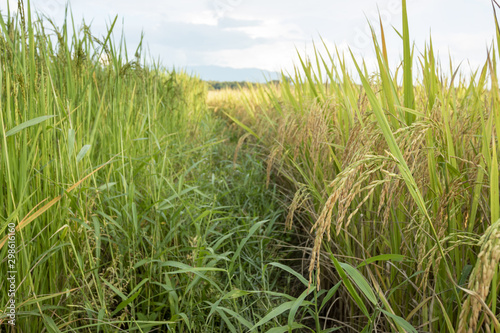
(218, 1, 500, 331)
(0, 2, 313, 332)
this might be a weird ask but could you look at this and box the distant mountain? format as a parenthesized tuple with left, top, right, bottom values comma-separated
(183, 65, 281, 83)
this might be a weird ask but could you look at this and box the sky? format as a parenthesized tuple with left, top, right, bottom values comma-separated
(1, 0, 498, 77)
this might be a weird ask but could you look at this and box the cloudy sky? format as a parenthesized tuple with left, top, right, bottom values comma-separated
(1, 0, 498, 75)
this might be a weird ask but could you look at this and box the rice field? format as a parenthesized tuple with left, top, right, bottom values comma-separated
(0, 3, 307, 332)
(1, 0, 500, 332)
(210, 1, 500, 332)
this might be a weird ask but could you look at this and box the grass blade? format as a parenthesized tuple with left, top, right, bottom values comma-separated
(5, 115, 56, 137)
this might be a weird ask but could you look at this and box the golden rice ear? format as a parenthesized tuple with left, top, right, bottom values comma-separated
(285, 183, 309, 230)
(266, 146, 281, 189)
(233, 132, 252, 168)
(458, 219, 500, 333)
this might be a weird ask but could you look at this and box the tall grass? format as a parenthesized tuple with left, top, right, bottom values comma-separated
(0, 2, 319, 332)
(217, 1, 500, 331)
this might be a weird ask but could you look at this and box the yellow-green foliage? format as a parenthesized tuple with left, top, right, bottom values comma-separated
(0, 4, 208, 330)
(218, 3, 500, 331)
(0, 3, 317, 331)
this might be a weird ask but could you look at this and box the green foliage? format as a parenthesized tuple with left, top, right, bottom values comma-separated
(220, 2, 500, 332)
(0, 4, 312, 332)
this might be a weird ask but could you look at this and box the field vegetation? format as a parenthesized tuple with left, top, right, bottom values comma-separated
(211, 1, 500, 332)
(205, 81, 278, 91)
(0, 2, 319, 332)
(2, 0, 500, 332)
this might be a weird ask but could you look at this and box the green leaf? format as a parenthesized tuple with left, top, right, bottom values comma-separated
(229, 220, 266, 275)
(76, 144, 91, 162)
(101, 278, 126, 300)
(288, 288, 314, 327)
(5, 115, 56, 137)
(330, 255, 370, 318)
(213, 308, 238, 333)
(111, 288, 142, 316)
(380, 309, 417, 333)
(162, 261, 224, 292)
(223, 111, 260, 140)
(458, 264, 473, 287)
(162, 261, 226, 274)
(250, 301, 295, 331)
(491, 136, 499, 223)
(68, 128, 75, 157)
(42, 314, 62, 333)
(269, 262, 309, 287)
(97, 182, 117, 191)
(207, 289, 251, 320)
(357, 254, 406, 268)
(402, 0, 415, 123)
(339, 262, 377, 305)
(266, 323, 309, 333)
(320, 281, 342, 311)
(212, 306, 253, 329)
(20, 289, 75, 307)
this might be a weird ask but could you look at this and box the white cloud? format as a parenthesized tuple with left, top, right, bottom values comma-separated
(228, 19, 306, 40)
(205, 41, 298, 72)
(1, 0, 497, 77)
